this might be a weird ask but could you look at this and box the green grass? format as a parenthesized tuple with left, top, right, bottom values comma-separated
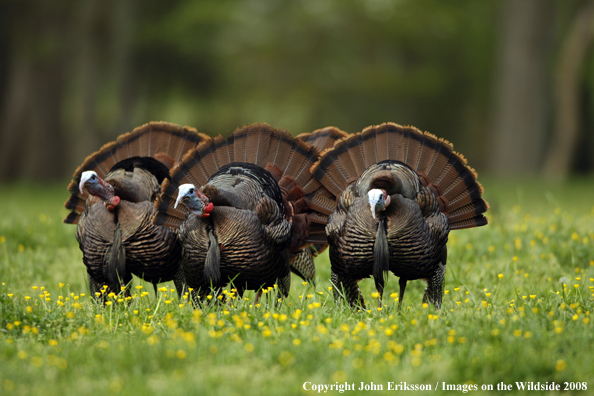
(0, 179, 593, 395)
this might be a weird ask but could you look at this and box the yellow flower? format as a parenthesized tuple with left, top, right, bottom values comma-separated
(513, 330, 522, 337)
(48, 339, 58, 346)
(555, 360, 566, 371)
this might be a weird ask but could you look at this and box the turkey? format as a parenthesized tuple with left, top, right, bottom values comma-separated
(310, 123, 488, 309)
(153, 124, 336, 303)
(63, 122, 209, 298)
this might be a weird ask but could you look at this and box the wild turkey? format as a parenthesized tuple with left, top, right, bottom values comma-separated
(311, 123, 488, 309)
(153, 124, 336, 302)
(63, 122, 209, 298)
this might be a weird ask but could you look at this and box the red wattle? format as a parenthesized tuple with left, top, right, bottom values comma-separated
(111, 196, 121, 207)
(204, 202, 214, 213)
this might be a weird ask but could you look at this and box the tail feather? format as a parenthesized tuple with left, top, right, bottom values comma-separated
(450, 215, 488, 230)
(282, 140, 318, 186)
(308, 192, 337, 216)
(311, 122, 488, 229)
(384, 124, 406, 162)
(295, 126, 348, 152)
(213, 135, 232, 166)
(248, 126, 273, 166)
(360, 128, 378, 168)
(374, 126, 389, 162)
(402, 128, 424, 171)
(268, 131, 292, 172)
(310, 144, 351, 198)
(307, 212, 329, 224)
(347, 137, 368, 177)
(64, 122, 208, 224)
(232, 129, 247, 163)
(305, 231, 328, 244)
(153, 124, 336, 242)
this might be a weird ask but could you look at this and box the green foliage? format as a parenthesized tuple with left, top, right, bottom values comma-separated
(0, 180, 593, 395)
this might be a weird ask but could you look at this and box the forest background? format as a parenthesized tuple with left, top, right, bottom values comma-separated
(1, 0, 594, 182)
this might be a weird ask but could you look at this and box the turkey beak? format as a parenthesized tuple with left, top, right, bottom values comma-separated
(79, 180, 87, 195)
(174, 193, 188, 210)
(368, 194, 381, 220)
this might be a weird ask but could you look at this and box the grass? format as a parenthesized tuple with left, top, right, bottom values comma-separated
(0, 179, 593, 395)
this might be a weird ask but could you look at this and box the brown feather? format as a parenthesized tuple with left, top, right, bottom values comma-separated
(232, 126, 248, 163)
(374, 125, 389, 162)
(311, 122, 488, 229)
(64, 122, 208, 224)
(360, 127, 378, 168)
(295, 126, 348, 151)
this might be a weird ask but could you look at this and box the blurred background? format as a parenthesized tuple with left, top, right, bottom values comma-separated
(0, 0, 593, 182)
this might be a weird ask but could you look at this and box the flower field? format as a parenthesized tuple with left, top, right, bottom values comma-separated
(1, 180, 593, 395)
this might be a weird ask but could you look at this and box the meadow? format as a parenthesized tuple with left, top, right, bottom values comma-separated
(0, 179, 593, 395)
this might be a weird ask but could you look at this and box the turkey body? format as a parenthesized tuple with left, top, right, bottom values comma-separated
(327, 161, 449, 306)
(178, 163, 292, 297)
(76, 165, 183, 296)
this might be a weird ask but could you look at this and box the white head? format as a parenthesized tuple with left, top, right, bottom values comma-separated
(78, 170, 120, 209)
(79, 171, 99, 194)
(368, 188, 391, 220)
(175, 184, 196, 209)
(175, 183, 213, 217)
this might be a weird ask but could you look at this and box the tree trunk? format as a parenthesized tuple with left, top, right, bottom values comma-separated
(542, 1, 594, 180)
(0, 1, 68, 181)
(488, 0, 554, 176)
